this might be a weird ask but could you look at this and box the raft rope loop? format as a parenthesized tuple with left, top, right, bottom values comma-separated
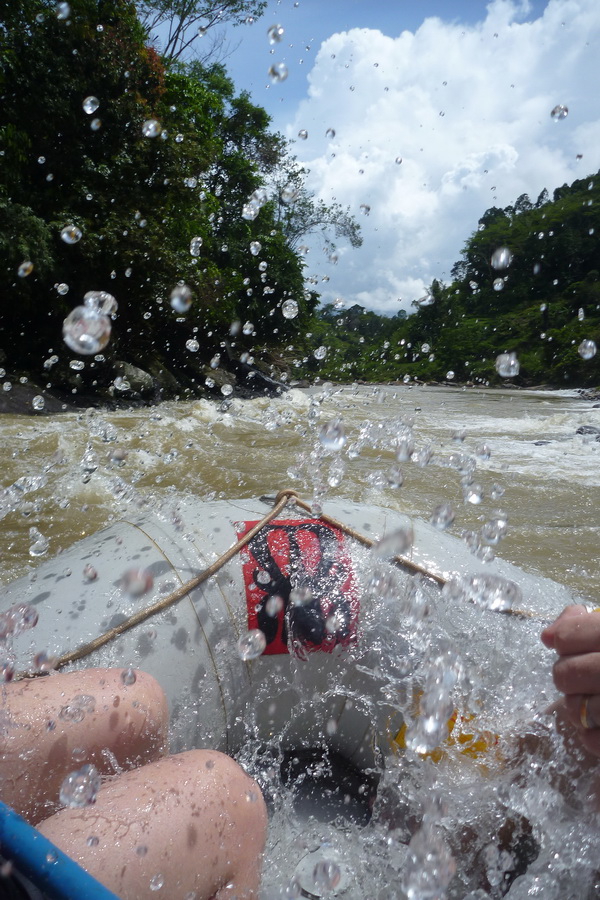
(19, 488, 534, 679)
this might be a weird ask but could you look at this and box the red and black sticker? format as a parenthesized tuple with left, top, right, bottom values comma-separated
(235, 519, 360, 656)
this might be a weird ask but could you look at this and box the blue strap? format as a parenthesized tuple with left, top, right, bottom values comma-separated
(0, 801, 120, 900)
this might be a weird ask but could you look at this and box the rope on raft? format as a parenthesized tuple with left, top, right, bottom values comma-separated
(16, 488, 536, 679)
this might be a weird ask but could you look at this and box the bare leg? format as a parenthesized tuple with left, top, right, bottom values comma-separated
(38, 749, 267, 900)
(0, 668, 168, 823)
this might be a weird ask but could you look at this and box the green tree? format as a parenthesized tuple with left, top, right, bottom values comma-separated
(271, 159, 362, 254)
(0, 0, 309, 396)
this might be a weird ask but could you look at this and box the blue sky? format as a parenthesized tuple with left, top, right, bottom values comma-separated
(221, 0, 551, 129)
(172, 1, 600, 314)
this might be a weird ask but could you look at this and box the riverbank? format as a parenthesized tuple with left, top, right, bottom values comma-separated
(0, 361, 294, 416)
(1, 377, 598, 416)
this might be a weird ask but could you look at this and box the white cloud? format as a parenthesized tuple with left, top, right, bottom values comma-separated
(284, 0, 600, 315)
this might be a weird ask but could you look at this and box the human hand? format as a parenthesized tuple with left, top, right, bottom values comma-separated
(541, 604, 600, 757)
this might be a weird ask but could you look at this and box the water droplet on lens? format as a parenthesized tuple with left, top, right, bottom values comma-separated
(578, 339, 597, 360)
(495, 352, 520, 377)
(446, 370, 455, 380)
(268, 62, 288, 83)
(325, 128, 336, 139)
(359, 204, 370, 215)
(59, 764, 101, 808)
(60, 224, 82, 244)
(56, 2, 70, 20)
(430, 503, 455, 530)
(319, 419, 346, 450)
(298, 129, 308, 140)
(387, 464, 403, 488)
(86, 835, 99, 847)
(290, 586, 313, 607)
(0, 661, 15, 683)
(29, 527, 49, 557)
(32, 395, 45, 411)
(190, 237, 203, 256)
(242, 321, 254, 335)
(142, 119, 161, 137)
(550, 104, 568, 121)
(83, 96, 99, 114)
(313, 346, 327, 360)
(281, 185, 299, 205)
(18, 261, 34, 277)
(444, 572, 521, 611)
(267, 23, 284, 43)
(237, 629, 267, 660)
(265, 595, 284, 616)
(250, 240, 262, 255)
(63, 306, 111, 355)
(170, 284, 192, 312)
(34, 651, 56, 673)
(282, 299, 299, 319)
(491, 247, 513, 269)
(84, 290, 117, 316)
(149, 873, 164, 892)
(185, 339, 199, 352)
(492, 278, 504, 291)
(121, 667, 136, 686)
(463, 483, 483, 505)
(121, 568, 154, 597)
(373, 527, 413, 558)
(83, 564, 98, 582)
(242, 201, 260, 220)
(311, 859, 342, 894)
(395, 156, 403, 164)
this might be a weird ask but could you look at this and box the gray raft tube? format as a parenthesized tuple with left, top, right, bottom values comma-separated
(0, 497, 576, 764)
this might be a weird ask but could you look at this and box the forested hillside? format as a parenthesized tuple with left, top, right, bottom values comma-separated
(298, 175, 599, 387)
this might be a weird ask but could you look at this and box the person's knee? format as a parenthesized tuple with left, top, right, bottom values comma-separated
(179, 749, 267, 836)
(121, 669, 169, 739)
(92, 667, 169, 758)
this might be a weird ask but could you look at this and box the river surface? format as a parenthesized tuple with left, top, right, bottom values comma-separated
(2, 384, 598, 601)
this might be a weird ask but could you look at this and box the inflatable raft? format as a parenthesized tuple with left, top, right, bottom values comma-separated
(0, 490, 577, 898)
(1, 490, 575, 759)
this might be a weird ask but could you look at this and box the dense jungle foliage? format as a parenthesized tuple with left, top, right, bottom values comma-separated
(0, 0, 357, 399)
